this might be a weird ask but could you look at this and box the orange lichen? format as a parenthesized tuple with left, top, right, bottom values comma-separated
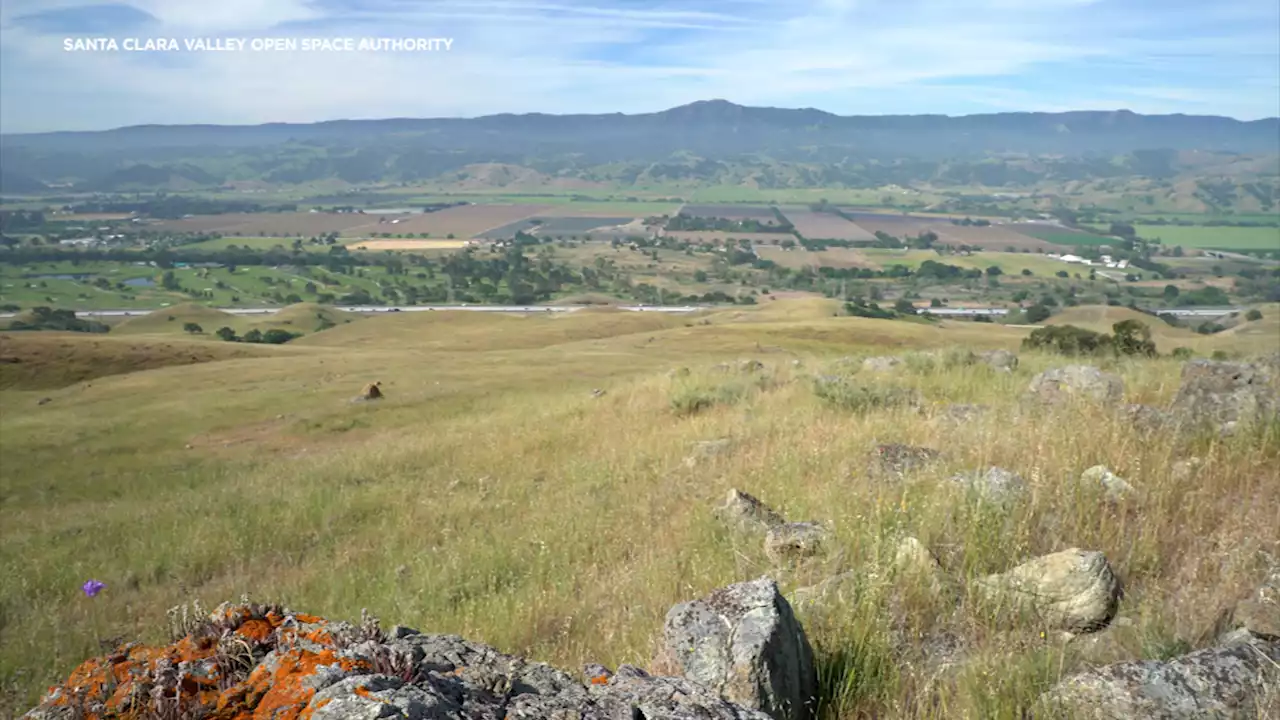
(35, 606, 366, 720)
(590, 675, 610, 685)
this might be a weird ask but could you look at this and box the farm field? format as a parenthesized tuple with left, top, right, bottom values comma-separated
(665, 231, 796, 244)
(928, 224, 1062, 251)
(755, 246, 874, 269)
(679, 204, 781, 220)
(1011, 224, 1115, 247)
(537, 201, 682, 217)
(148, 212, 375, 236)
(1133, 224, 1280, 251)
(341, 204, 553, 239)
(478, 216, 640, 240)
(780, 209, 875, 241)
(183, 236, 332, 252)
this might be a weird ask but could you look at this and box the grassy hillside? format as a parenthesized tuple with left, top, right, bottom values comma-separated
(1, 302, 1276, 717)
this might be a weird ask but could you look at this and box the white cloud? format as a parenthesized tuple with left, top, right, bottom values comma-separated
(0, 0, 1276, 131)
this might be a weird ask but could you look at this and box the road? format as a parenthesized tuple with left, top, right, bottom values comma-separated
(0, 304, 707, 320)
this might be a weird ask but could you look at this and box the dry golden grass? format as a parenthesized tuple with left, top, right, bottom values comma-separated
(1, 302, 1277, 717)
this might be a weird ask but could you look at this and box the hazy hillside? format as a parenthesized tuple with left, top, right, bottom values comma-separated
(2, 101, 1277, 193)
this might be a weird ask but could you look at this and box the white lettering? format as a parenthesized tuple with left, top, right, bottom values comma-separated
(250, 37, 297, 51)
(62, 37, 119, 51)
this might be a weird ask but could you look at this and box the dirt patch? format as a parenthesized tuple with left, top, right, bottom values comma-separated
(780, 209, 875, 241)
(347, 239, 470, 251)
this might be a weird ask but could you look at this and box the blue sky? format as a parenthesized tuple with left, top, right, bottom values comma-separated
(1, 0, 1277, 132)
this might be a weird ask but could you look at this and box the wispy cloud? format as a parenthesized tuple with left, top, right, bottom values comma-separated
(0, 0, 1276, 132)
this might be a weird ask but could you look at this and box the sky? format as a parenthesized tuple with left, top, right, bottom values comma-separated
(1, 0, 1278, 133)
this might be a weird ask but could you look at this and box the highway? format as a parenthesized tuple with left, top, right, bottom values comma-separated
(0, 304, 707, 320)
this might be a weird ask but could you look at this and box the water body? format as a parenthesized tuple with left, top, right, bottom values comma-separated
(123, 277, 155, 287)
(29, 273, 91, 280)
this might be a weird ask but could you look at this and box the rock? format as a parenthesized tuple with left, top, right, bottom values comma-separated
(1171, 457, 1203, 482)
(716, 489, 785, 533)
(591, 388, 606, 397)
(1038, 635, 1280, 719)
(978, 349, 1019, 372)
(764, 523, 829, 565)
(1027, 365, 1125, 406)
(1225, 571, 1280, 641)
(1123, 404, 1174, 435)
(862, 356, 903, 373)
(976, 548, 1121, 633)
(871, 443, 944, 478)
(663, 577, 818, 720)
(933, 403, 989, 423)
(738, 359, 765, 373)
(893, 537, 945, 596)
(1170, 359, 1280, 434)
(26, 603, 773, 720)
(686, 438, 734, 467)
(36, 397, 51, 406)
(1081, 465, 1136, 502)
(948, 466, 1027, 503)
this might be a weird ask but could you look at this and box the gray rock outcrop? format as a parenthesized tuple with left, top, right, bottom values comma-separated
(1027, 365, 1125, 405)
(1170, 359, 1280, 434)
(871, 443, 944, 478)
(764, 522, 830, 565)
(663, 578, 818, 720)
(25, 603, 775, 720)
(1038, 635, 1280, 719)
(948, 466, 1027, 503)
(976, 548, 1121, 633)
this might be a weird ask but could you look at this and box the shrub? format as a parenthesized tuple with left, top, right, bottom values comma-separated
(812, 376, 917, 413)
(9, 307, 109, 334)
(182, 322, 203, 334)
(242, 328, 263, 343)
(1024, 305, 1052, 324)
(1111, 319, 1158, 358)
(261, 329, 298, 344)
(1171, 347, 1194, 360)
(1022, 325, 1112, 356)
(215, 327, 238, 342)
(1246, 309, 1264, 321)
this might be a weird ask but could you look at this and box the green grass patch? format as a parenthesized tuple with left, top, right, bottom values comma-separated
(1133, 224, 1280, 251)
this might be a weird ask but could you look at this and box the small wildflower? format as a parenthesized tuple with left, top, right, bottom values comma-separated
(82, 580, 106, 597)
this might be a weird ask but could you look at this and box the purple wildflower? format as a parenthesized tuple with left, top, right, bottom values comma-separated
(82, 580, 106, 597)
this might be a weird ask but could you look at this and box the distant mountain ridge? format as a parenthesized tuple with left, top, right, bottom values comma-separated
(2, 101, 1278, 198)
(5, 100, 1278, 155)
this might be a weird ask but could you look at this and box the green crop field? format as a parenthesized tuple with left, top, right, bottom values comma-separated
(1135, 225, 1280, 251)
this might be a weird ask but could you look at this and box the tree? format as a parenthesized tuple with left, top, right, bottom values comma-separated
(182, 322, 203, 334)
(985, 266, 1003, 277)
(242, 328, 263, 343)
(215, 326, 237, 341)
(1025, 304, 1052, 323)
(1055, 270, 1070, 278)
(1163, 284, 1180, 301)
(1246, 308, 1264, 321)
(894, 298, 916, 315)
(1021, 268, 1033, 276)
(261, 329, 297, 344)
(1111, 319, 1157, 357)
(161, 270, 180, 290)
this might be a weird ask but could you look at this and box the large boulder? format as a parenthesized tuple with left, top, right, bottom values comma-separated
(1170, 359, 1280, 434)
(663, 578, 818, 720)
(24, 603, 773, 720)
(975, 548, 1121, 633)
(1026, 365, 1125, 406)
(1037, 635, 1280, 719)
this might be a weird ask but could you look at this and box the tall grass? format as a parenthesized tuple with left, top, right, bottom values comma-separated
(1, 309, 1276, 718)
